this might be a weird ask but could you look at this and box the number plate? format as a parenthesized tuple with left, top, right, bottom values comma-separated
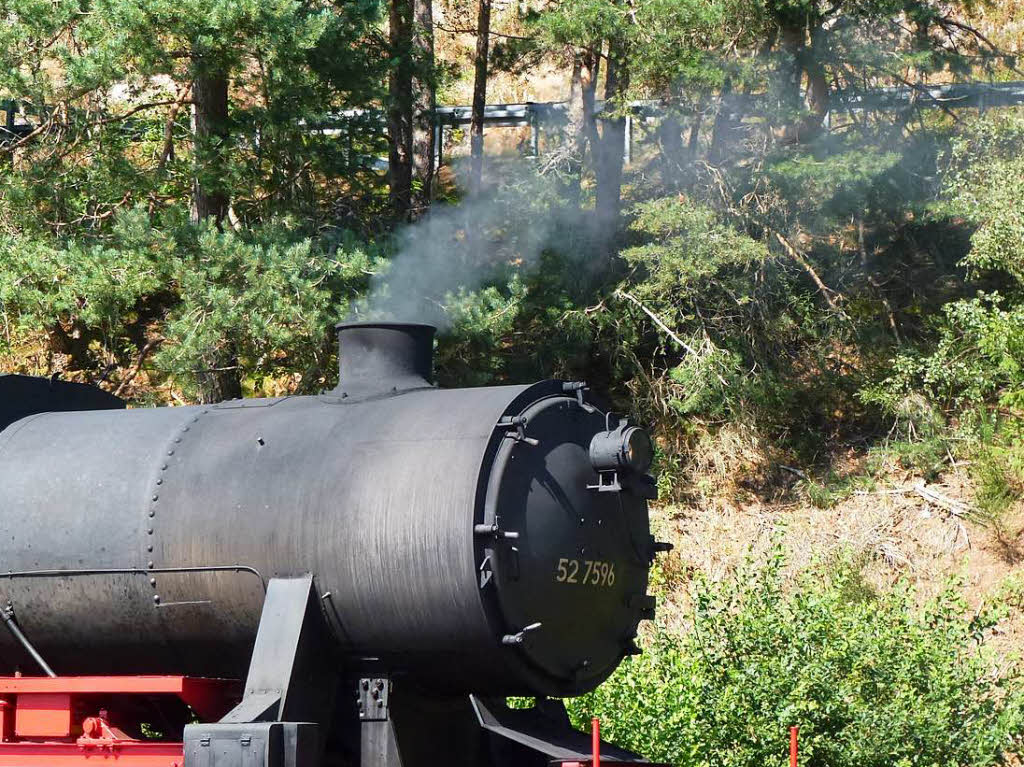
(554, 558, 616, 587)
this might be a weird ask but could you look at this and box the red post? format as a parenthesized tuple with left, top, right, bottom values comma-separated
(592, 717, 601, 767)
(790, 726, 798, 767)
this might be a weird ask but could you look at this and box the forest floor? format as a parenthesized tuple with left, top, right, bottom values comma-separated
(653, 453, 1024, 657)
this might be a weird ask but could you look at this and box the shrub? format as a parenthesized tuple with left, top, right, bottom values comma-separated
(566, 548, 1024, 767)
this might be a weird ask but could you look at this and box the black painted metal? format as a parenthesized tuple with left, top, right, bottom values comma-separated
(222, 576, 338, 729)
(0, 323, 654, 698)
(183, 721, 319, 767)
(333, 323, 435, 398)
(0, 374, 124, 432)
(470, 697, 649, 763)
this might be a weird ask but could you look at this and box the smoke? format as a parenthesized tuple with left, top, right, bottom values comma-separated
(346, 174, 607, 330)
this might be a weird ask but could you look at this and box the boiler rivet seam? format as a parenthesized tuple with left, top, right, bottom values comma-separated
(147, 410, 204, 606)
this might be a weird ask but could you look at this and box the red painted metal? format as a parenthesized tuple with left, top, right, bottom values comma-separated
(0, 699, 12, 742)
(15, 693, 72, 737)
(592, 717, 600, 767)
(0, 676, 238, 767)
(790, 726, 799, 767)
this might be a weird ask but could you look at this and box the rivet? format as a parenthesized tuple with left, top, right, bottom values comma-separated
(167, 450, 174, 456)
(147, 561, 154, 569)
(149, 578, 157, 587)
(147, 528, 154, 535)
(156, 478, 163, 486)
(161, 464, 168, 471)
(174, 437, 181, 444)
(147, 545, 153, 552)
(152, 495, 159, 502)
(183, 426, 189, 432)
(149, 510, 156, 518)
(153, 595, 161, 604)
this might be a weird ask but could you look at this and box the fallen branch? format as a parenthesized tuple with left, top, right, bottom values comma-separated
(772, 230, 844, 312)
(854, 487, 917, 496)
(915, 483, 975, 520)
(780, 464, 808, 481)
(615, 289, 699, 356)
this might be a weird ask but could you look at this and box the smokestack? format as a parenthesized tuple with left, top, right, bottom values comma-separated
(334, 322, 436, 398)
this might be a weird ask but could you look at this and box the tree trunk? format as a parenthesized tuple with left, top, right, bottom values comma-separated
(192, 59, 242, 403)
(389, 0, 414, 219)
(195, 353, 242, 404)
(595, 36, 629, 235)
(581, 46, 601, 164)
(658, 112, 684, 188)
(803, 23, 830, 131)
(771, 16, 829, 144)
(565, 55, 585, 207)
(709, 77, 734, 162)
(566, 48, 600, 208)
(192, 66, 230, 226)
(469, 0, 491, 198)
(411, 0, 435, 217)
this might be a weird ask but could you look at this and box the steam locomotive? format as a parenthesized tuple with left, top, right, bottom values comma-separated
(0, 322, 666, 767)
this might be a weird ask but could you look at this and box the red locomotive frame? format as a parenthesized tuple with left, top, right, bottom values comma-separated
(0, 676, 238, 767)
(0, 676, 618, 767)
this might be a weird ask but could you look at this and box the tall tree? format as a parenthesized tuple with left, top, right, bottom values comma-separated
(0, 0, 384, 400)
(389, 0, 415, 218)
(566, 47, 601, 208)
(595, 35, 630, 232)
(191, 52, 241, 403)
(469, 0, 492, 197)
(191, 59, 230, 226)
(411, 0, 435, 216)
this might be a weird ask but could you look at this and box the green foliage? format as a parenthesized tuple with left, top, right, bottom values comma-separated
(0, 207, 372, 394)
(565, 549, 1024, 767)
(862, 293, 1024, 415)
(0, 0, 387, 240)
(615, 197, 785, 422)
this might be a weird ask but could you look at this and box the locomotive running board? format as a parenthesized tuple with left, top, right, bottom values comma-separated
(469, 696, 653, 764)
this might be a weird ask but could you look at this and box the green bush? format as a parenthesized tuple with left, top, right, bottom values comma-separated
(565, 548, 1024, 767)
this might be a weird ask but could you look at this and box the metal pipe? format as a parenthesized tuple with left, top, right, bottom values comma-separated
(2, 565, 266, 592)
(1, 604, 56, 677)
(592, 717, 600, 767)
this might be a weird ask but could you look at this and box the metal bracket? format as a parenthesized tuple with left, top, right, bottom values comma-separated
(650, 538, 674, 556)
(498, 416, 539, 446)
(587, 470, 623, 493)
(628, 593, 657, 621)
(562, 381, 597, 414)
(502, 622, 542, 646)
(473, 523, 520, 541)
(220, 575, 338, 728)
(357, 678, 390, 722)
(478, 554, 494, 589)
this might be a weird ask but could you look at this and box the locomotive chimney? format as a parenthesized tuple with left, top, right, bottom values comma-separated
(334, 322, 436, 398)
